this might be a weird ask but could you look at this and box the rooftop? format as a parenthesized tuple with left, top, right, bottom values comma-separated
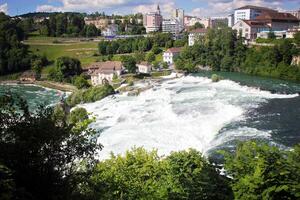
(236, 5, 277, 12)
(89, 61, 123, 75)
(189, 28, 208, 34)
(165, 47, 183, 54)
(242, 20, 270, 28)
(256, 12, 299, 22)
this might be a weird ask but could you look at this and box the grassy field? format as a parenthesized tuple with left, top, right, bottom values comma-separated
(25, 36, 101, 69)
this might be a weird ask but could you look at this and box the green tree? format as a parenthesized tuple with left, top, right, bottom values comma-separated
(121, 56, 136, 73)
(294, 32, 300, 46)
(73, 75, 90, 89)
(146, 52, 156, 63)
(0, 95, 101, 200)
(49, 57, 82, 81)
(31, 59, 43, 80)
(68, 107, 89, 125)
(223, 141, 300, 200)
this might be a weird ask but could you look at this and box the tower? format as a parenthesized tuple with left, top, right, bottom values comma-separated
(157, 4, 161, 15)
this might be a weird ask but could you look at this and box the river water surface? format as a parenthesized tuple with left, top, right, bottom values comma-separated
(1, 72, 300, 160)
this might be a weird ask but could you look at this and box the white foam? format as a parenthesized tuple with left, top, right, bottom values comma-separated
(81, 76, 298, 160)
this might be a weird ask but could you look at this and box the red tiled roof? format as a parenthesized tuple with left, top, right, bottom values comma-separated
(189, 28, 208, 33)
(138, 61, 151, 66)
(89, 61, 123, 75)
(242, 20, 270, 28)
(166, 47, 182, 54)
(256, 12, 299, 22)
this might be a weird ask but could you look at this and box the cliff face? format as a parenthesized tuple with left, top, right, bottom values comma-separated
(292, 55, 300, 66)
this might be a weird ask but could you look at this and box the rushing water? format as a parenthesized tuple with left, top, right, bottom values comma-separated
(78, 72, 300, 160)
(1, 72, 300, 160)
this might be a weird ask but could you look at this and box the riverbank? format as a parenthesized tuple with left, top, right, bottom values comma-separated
(0, 80, 77, 92)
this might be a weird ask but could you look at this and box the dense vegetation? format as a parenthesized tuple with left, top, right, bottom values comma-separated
(175, 28, 300, 82)
(38, 13, 100, 37)
(66, 83, 115, 107)
(98, 33, 181, 56)
(0, 95, 101, 200)
(0, 13, 31, 75)
(48, 56, 82, 82)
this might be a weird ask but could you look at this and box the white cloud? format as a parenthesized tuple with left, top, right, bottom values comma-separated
(133, 1, 176, 17)
(189, 0, 285, 17)
(37, 0, 150, 12)
(0, 3, 8, 14)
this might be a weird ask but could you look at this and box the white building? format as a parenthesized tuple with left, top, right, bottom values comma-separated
(90, 61, 124, 86)
(257, 31, 287, 39)
(234, 5, 277, 25)
(232, 20, 270, 40)
(163, 47, 182, 65)
(286, 9, 300, 19)
(228, 14, 234, 27)
(188, 28, 208, 46)
(102, 24, 118, 37)
(162, 19, 180, 35)
(137, 62, 152, 74)
(287, 26, 300, 38)
(172, 8, 185, 31)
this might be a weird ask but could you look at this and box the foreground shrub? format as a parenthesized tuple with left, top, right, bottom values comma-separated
(86, 148, 232, 200)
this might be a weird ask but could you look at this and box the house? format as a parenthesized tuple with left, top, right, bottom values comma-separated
(188, 28, 208, 46)
(255, 12, 299, 31)
(143, 5, 163, 33)
(89, 61, 124, 86)
(137, 62, 152, 74)
(232, 20, 270, 40)
(163, 47, 182, 65)
(102, 24, 119, 37)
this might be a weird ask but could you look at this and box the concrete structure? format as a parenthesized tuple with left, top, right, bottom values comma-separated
(228, 14, 234, 27)
(257, 31, 287, 39)
(137, 62, 152, 74)
(287, 26, 300, 38)
(232, 20, 270, 40)
(143, 5, 163, 33)
(255, 12, 299, 31)
(210, 17, 229, 28)
(172, 8, 185, 31)
(163, 47, 182, 65)
(188, 28, 208, 46)
(234, 5, 277, 24)
(84, 17, 111, 29)
(102, 24, 119, 37)
(199, 18, 210, 28)
(90, 61, 124, 86)
(162, 19, 180, 35)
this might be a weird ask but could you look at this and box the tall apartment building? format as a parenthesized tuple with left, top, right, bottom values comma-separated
(162, 19, 180, 35)
(172, 8, 184, 31)
(143, 5, 163, 33)
(234, 5, 277, 24)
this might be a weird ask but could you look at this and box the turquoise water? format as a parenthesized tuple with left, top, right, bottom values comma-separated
(0, 84, 64, 111)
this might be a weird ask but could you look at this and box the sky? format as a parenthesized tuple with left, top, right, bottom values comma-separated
(0, 0, 299, 17)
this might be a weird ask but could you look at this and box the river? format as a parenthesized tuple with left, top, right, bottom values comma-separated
(1, 72, 300, 160)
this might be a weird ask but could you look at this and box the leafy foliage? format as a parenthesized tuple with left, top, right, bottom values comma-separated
(48, 57, 82, 82)
(223, 141, 300, 200)
(66, 83, 115, 107)
(0, 13, 31, 75)
(0, 95, 101, 200)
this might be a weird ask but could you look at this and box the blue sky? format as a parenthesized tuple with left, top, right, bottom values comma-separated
(1, 0, 299, 17)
